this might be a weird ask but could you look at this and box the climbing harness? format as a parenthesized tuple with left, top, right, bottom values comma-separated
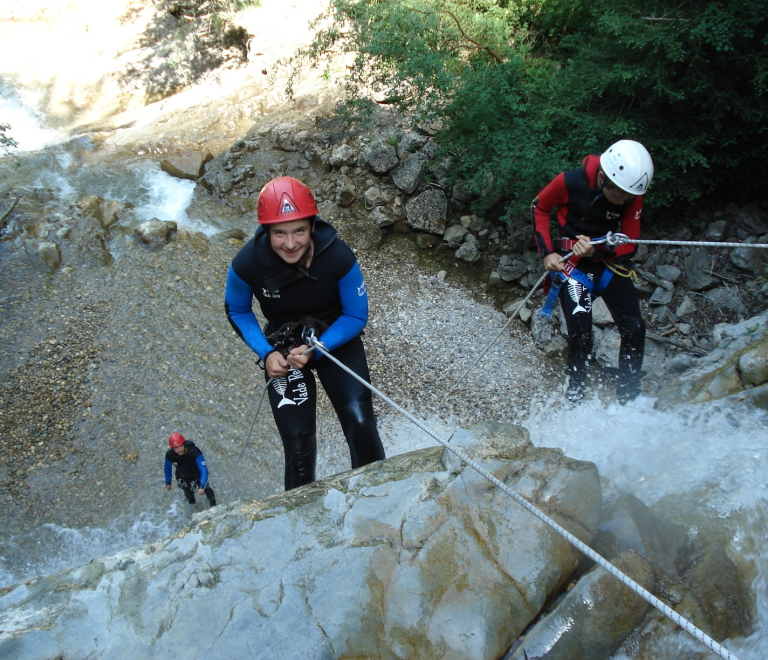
(223, 320, 328, 497)
(540, 258, 614, 318)
(267, 316, 328, 357)
(305, 335, 743, 660)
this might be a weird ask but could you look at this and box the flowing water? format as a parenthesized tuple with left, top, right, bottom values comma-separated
(1, 74, 767, 660)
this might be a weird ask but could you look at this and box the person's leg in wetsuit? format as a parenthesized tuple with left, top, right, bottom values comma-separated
(559, 271, 594, 402)
(177, 478, 197, 504)
(316, 336, 385, 469)
(601, 272, 646, 403)
(202, 483, 216, 506)
(266, 365, 319, 491)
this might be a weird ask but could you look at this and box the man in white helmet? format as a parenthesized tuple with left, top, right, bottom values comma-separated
(531, 140, 654, 404)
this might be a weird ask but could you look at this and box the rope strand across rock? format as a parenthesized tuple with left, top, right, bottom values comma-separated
(305, 334, 744, 660)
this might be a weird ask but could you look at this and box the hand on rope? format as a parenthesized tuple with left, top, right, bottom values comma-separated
(544, 235, 604, 271)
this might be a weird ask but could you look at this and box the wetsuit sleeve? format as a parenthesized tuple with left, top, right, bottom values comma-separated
(532, 173, 567, 256)
(196, 454, 209, 489)
(164, 459, 172, 485)
(225, 265, 274, 361)
(317, 261, 368, 354)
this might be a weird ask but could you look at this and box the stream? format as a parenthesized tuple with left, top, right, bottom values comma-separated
(1, 61, 767, 660)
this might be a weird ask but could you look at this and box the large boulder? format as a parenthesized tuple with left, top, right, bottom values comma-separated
(0, 423, 601, 660)
(656, 312, 768, 409)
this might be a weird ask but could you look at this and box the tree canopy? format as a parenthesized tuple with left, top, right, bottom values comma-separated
(301, 0, 768, 223)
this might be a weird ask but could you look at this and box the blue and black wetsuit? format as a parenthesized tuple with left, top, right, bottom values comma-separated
(225, 218, 385, 490)
(164, 441, 216, 505)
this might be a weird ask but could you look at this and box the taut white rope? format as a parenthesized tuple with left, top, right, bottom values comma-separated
(605, 232, 768, 250)
(307, 337, 744, 660)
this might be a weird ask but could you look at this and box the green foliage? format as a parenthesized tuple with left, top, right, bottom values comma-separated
(300, 0, 768, 225)
(0, 123, 17, 158)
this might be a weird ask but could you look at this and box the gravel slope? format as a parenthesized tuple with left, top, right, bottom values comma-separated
(0, 224, 562, 583)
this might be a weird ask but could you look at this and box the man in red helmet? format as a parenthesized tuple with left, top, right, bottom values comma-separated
(225, 176, 386, 491)
(532, 140, 654, 404)
(164, 432, 216, 506)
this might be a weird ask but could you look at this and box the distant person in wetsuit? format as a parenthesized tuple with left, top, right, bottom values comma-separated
(532, 140, 654, 404)
(225, 176, 385, 491)
(164, 432, 216, 506)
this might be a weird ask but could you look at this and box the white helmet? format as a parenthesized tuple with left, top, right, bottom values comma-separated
(600, 140, 654, 195)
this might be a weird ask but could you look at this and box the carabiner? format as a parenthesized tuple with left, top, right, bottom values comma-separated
(604, 232, 631, 247)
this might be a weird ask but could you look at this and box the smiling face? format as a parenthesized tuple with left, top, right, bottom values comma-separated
(268, 218, 313, 264)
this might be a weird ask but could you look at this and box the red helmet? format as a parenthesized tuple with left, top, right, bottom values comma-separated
(168, 432, 185, 448)
(257, 176, 319, 225)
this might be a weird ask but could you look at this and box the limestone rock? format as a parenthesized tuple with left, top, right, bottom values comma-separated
(592, 297, 614, 328)
(443, 224, 467, 245)
(0, 425, 602, 660)
(684, 248, 718, 291)
(335, 174, 356, 207)
(730, 238, 768, 276)
(135, 219, 177, 246)
(405, 189, 447, 235)
(397, 132, 429, 158)
(340, 222, 383, 250)
(362, 139, 398, 174)
(363, 185, 391, 209)
(392, 151, 428, 194)
(656, 312, 768, 409)
(510, 550, 654, 660)
(456, 241, 481, 262)
(531, 302, 568, 357)
(370, 206, 394, 228)
(329, 144, 358, 168)
(160, 151, 214, 181)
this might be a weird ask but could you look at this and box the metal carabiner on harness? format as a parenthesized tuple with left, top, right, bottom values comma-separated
(603, 232, 631, 248)
(302, 331, 327, 356)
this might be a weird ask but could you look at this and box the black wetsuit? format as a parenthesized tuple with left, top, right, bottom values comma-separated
(164, 441, 216, 505)
(225, 219, 385, 490)
(532, 155, 646, 402)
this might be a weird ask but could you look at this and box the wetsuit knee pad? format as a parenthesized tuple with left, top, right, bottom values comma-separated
(335, 400, 385, 468)
(282, 431, 317, 491)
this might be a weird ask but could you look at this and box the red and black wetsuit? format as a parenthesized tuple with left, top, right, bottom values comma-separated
(531, 155, 646, 402)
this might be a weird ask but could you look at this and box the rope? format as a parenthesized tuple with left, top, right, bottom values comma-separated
(604, 232, 768, 250)
(437, 228, 763, 413)
(306, 337, 743, 660)
(216, 378, 273, 498)
(433, 248, 581, 416)
(434, 269, 550, 416)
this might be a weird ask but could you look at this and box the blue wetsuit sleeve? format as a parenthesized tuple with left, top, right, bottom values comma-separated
(317, 262, 368, 354)
(196, 455, 209, 489)
(164, 460, 172, 485)
(225, 265, 273, 360)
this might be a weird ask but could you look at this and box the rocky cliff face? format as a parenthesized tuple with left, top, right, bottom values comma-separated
(0, 423, 603, 660)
